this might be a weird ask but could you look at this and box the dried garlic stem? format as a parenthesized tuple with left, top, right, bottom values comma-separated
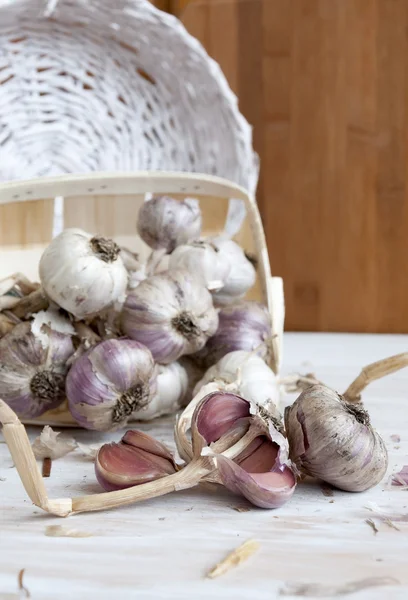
(0, 313, 15, 337)
(344, 352, 408, 403)
(10, 288, 48, 319)
(207, 539, 260, 579)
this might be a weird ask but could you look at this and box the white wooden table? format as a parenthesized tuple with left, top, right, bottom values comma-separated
(1, 333, 407, 600)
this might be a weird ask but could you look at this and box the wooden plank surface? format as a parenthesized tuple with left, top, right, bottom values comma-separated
(181, 0, 408, 333)
(1, 332, 407, 599)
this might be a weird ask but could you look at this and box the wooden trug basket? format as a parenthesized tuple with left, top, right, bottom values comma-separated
(0, 170, 285, 427)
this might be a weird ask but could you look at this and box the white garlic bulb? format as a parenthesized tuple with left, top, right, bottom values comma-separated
(169, 240, 231, 291)
(39, 229, 128, 319)
(121, 270, 219, 364)
(132, 361, 190, 421)
(210, 237, 256, 305)
(137, 196, 202, 252)
(194, 350, 280, 412)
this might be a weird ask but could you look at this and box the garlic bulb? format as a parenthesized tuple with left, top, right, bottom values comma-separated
(284, 384, 388, 492)
(121, 270, 218, 364)
(39, 228, 128, 319)
(169, 240, 231, 291)
(210, 237, 256, 305)
(191, 392, 296, 508)
(132, 361, 190, 421)
(137, 196, 202, 252)
(194, 350, 280, 411)
(0, 321, 74, 418)
(66, 338, 158, 431)
(194, 301, 272, 368)
(95, 430, 177, 491)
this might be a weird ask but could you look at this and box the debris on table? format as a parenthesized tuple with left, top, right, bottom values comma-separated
(45, 525, 93, 538)
(207, 539, 259, 579)
(32, 426, 76, 460)
(390, 434, 401, 443)
(391, 466, 408, 487)
(365, 518, 379, 535)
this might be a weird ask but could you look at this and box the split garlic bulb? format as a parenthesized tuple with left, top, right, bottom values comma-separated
(39, 228, 128, 319)
(194, 350, 280, 411)
(121, 270, 218, 364)
(284, 384, 388, 492)
(169, 241, 231, 291)
(0, 322, 74, 418)
(137, 196, 202, 252)
(66, 338, 157, 431)
(210, 237, 256, 305)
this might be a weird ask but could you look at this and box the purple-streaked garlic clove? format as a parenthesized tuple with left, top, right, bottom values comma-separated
(137, 196, 202, 253)
(284, 384, 388, 492)
(66, 338, 157, 431)
(95, 430, 177, 491)
(194, 301, 272, 368)
(121, 270, 218, 364)
(0, 321, 75, 418)
(191, 391, 296, 508)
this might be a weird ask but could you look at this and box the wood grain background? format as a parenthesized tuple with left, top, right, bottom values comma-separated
(2, 0, 407, 334)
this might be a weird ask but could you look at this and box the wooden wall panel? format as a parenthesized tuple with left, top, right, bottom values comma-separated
(181, 0, 408, 333)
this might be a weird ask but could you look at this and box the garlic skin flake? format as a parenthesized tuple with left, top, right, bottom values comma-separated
(32, 426, 76, 460)
(66, 338, 158, 431)
(137, 196, 202, 253)
(284, 384, 388, 492)
(0, 322, 74, 418)
(121, 270, 219, 364)
(39, 228, 128, 319)
(194, 350, 280, 411)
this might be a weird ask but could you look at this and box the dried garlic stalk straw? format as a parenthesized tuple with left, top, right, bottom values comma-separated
(343, 352, 408, 403)
(207, 539, 259, 579)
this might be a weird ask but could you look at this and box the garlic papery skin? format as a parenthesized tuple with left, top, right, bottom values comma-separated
(284, 384, 388, 492)
(39, 228, 128, 319)
(168, 241, 231, 292)
(137, 196, 202, 253)
(66, 339, 158, 431)
(95, 430, 177, 491)
(121, 270, 219, 364)
(0, 321, 74, 418)
(194, 350, 280, 412)
(192, 392, 296, 508)
(209, 237, 256, 305)
(132, 361, 189, 421)
(194, 301, 272, 368)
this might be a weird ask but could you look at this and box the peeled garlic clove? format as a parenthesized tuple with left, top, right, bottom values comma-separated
(0, 321, 74, 418)
(168, 241, 231, 291)
(194, 350, 280, 411)
(121, 270, 218, 364)
(284, 384, 388, 492)
(216, 436, 296, 509)
(194, 302, 272, 368)
(39, 228, 128, 319)
(209, 238, 256, 306)
(137, 196, 202, 252)
(66, 339, 157, 431)
(95, 430, 176, 491)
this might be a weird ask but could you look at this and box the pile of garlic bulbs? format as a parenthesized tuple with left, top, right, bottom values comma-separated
(0, 195, 276, 431)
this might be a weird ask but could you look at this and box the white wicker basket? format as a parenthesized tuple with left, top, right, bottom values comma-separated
(0, 0, 285, 426)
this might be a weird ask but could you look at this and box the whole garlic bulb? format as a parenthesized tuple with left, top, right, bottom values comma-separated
(0, 322, 74, 418)
(169, 241, 231, 291)
(66, 338, 157, 431)
(132, 361, 190, 421)
(137, 196, 202, 253)
(121, 270, 219, 364)
(39, 228, 128, 319)
(284, 384, 388, 492)
(194, 350, 280, 411)
(210, 237, 256, 305)
(194, 301, 272, 368)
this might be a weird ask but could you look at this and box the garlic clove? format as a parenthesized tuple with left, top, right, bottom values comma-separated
(95, 430, 176, 491)
(137, 196, 202, 253)
(193, 391, 250, 445)
(284, 384, 388, 492)
(209, 237, 256, 306)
